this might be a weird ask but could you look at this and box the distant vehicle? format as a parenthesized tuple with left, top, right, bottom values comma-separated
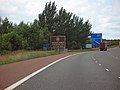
(99, 42, 107, 51)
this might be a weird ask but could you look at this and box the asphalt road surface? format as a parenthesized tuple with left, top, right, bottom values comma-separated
(14, 47, 120, 90)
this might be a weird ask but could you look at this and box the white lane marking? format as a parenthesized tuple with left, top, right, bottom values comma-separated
(4, 53, 82, 90)
(91, 56, 95, 60)
(118, 77, 120, 79)
(115, 57, 119, 59)
(99, 64, 101, 66)
(111, 55, 119, 60)
(105, 68, 109, 72)
(107, 52, 119, 60)
(111, 55, 115, 58)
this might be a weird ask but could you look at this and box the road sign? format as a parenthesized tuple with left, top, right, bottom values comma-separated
(50, 36, 66, 49)
(86, 44, 92, 48)
(91, 33, 102, 47)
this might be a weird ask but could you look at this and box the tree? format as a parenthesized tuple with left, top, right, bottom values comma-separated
(54, 7, 73, 36)
(38, 1, 92, 49)
(0, 1, 92, 54)
(38, 1, 57, 33)
(5, 31, 23, 51)
(0, 17, 13, 34)
(28, 19, 44, 49)
(67, 15, 83, 49)
(53, 7, 74, 48)
(0, 17, 2, 26)
(17, 20, 50, 50)
(0, 34, 12, 54)
(80, 20, 92, 42)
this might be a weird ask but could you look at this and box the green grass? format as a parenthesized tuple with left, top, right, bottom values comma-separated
(0, 48, 100, 65)
(0, 50, 58, 65)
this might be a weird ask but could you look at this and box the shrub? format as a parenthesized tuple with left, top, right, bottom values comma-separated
(0, 34, 12, 55)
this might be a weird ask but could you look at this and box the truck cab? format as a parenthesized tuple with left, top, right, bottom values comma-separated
(99, 42, 107, 51)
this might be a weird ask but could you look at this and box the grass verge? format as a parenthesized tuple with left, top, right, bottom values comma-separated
(0, 50, 58, 65)
(69, 48, 99, 52)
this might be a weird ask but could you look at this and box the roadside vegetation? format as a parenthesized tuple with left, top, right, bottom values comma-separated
(103, 39, 120, 46)
(0, 1, 92, 55)
(0, 50, 58, 65)
(0, 1, 119, 65)
(0, 1, 92, 65)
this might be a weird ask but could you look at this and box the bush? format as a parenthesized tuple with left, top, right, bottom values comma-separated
(5, 31, 23, 51)
(0, 31, 24, 55)
(0, 35, 11, 55)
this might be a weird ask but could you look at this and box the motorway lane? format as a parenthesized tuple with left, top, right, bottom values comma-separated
(14, 48, 120, 90)
(91, 47, 120, 79)
(107, 47, 120, 59)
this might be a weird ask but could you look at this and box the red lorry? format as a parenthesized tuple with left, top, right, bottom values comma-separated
(99, 42, 107, 51)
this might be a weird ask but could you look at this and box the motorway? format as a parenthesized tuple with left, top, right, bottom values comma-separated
(14, 47, 120, 90)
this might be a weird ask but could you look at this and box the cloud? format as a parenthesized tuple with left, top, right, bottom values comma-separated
(0, 0, 120, 39)
(0, 1, 17, 16)
(112, 0, 120, 13)
(0, 0, 47, 23)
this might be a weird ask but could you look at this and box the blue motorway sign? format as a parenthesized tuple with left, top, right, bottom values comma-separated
(91, 33, 102, 47)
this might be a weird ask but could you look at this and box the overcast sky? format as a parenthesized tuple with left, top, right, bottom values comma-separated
(0, 0, 120, 39)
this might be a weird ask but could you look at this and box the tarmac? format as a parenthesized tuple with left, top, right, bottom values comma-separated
(0, 52, 76, 90)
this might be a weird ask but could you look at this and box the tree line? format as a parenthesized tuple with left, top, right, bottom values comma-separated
(103, 39, 120, 46)
(0, 1, 92, 55)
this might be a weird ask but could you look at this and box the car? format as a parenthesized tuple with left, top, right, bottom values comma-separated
(99, 42, 107, 51)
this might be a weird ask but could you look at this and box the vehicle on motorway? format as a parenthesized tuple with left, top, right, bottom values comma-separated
(99, 42, 107, 51)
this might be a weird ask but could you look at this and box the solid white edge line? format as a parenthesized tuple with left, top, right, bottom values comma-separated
(5, 53, 82, 90)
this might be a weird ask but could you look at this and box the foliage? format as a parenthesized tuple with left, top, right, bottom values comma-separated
(27, 20, 50, 50)
(0, 17, 13, 35)
(6, 31, 23, 50)
(38, 1, 57, 33)
(0, 1, 92, 55)
(0, 34, 11, 54)
(38, 2, 92, 49)
(103, 39, 120, 46)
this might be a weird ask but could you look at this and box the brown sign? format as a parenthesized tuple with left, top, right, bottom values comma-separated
(50, 36, 66, 49)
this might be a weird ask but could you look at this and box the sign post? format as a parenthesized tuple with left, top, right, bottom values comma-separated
(91, 33, 102, 48)
(50, 36, 66, 52)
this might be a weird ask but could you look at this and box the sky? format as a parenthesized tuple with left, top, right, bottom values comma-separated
(0, 0, 120, 39)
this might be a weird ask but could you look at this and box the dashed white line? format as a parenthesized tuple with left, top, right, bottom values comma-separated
(111, 55, 115, 58)
(107, 52, 119, 60)
(92, 57, 95, 61)
(91, 57, 95, 60)
(105, 68, 109, 72)
(115, 57, 119, 59)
